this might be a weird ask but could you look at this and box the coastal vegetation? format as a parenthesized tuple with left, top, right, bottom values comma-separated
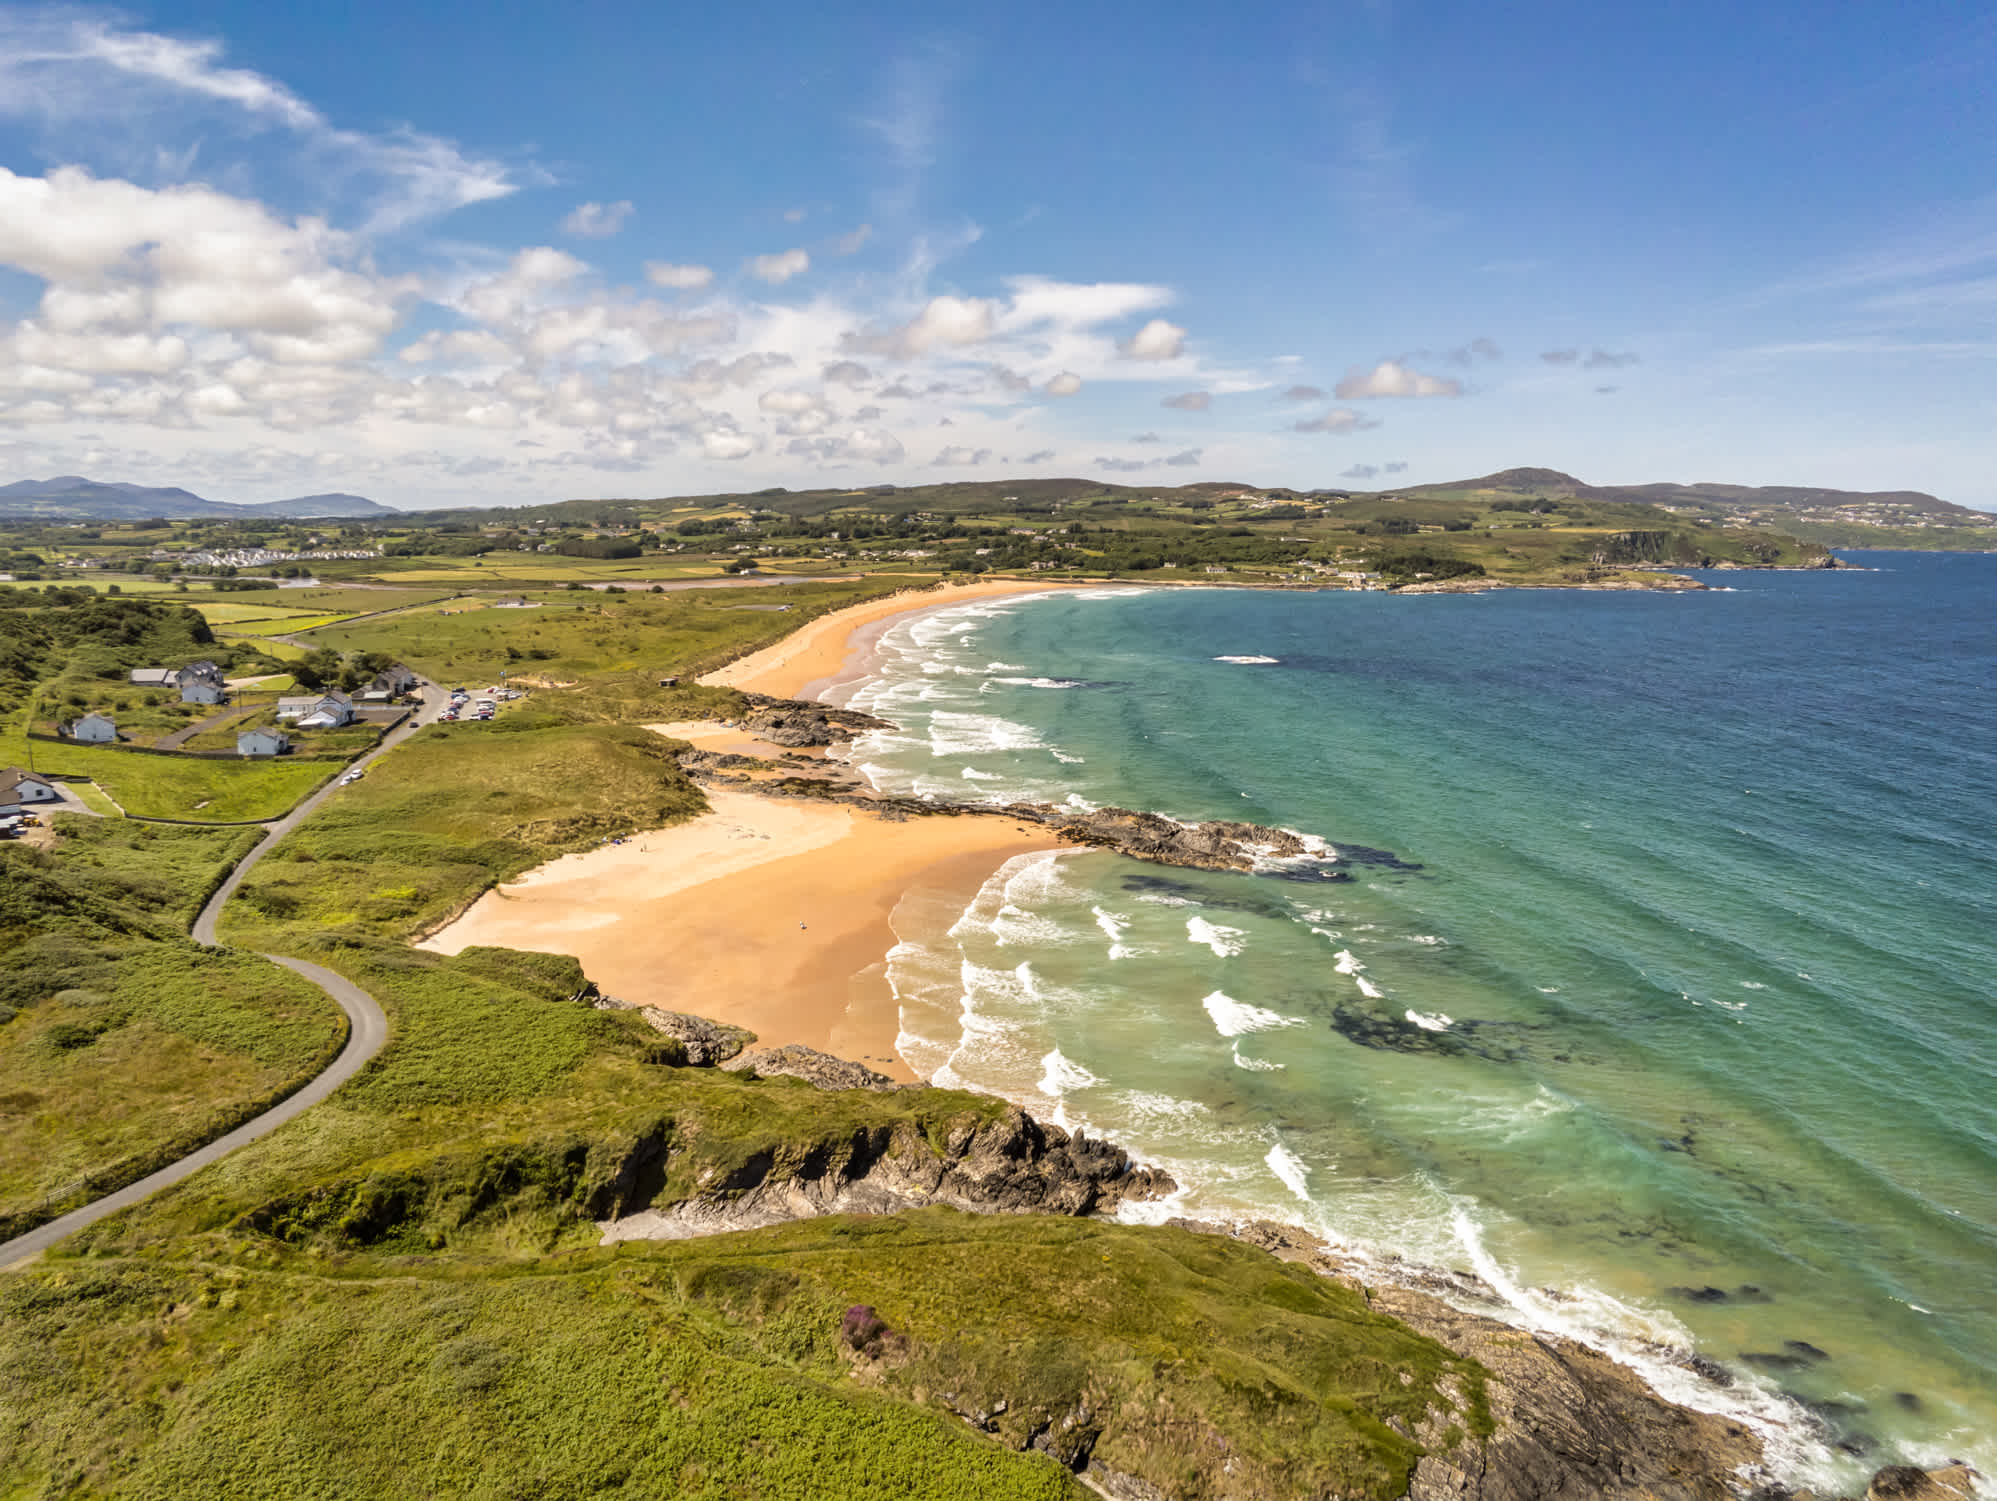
(0, 819, 345, 1238)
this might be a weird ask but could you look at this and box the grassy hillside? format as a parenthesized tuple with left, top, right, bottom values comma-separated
(0, 819, 345, 1238)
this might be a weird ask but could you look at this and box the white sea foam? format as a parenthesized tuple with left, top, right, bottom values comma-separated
(1334, 949, 1364, 974)
(1202, 990, 1305, 1037)
(1355, 976, 1385, 1000)
(961, 767, 1003, 780)
(1405, 1009, 1453, 1031)
(1038, 1047, 1102, 1097)
(1408, 935, 1445, 946)
(1266, 1141, 1313, 1203)
(1741, 980, 1766, 990)
(1214, 654, 1280, 665)
(1188, 916, 1247, 957)
(1050, 748, 1086, 763)
(1092, 906, 1137, 960)
(1231, 1043, 1285, 1071)
(1442, 1199, 1850, 1492)
(928, 710, 1046, 756)
(990, 675, 1088, 688)
(1064, 791, 1099, 813)
(1137, 892, 1192, 907)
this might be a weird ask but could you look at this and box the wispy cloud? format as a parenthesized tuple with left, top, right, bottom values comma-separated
(562, 200, 633, 238)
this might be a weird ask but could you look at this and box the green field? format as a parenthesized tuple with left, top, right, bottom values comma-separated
(0, 820, 346, 1238)
(0, 725, 335, 821)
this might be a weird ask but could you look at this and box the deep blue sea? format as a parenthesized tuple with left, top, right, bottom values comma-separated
(836, 552, 1996, 1489)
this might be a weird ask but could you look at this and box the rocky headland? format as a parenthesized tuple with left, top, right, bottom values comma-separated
(671, 697, 1350, 879)
(582, 1002, 1983, 1501)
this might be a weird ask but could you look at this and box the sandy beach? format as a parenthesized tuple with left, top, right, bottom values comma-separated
(702, 577, 1078, 699)
(422, 787, 1058, 1080)
(421, 577, 1088, 1076)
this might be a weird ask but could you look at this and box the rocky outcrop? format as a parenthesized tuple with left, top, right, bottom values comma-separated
(594, 1000, 756, 1065)
(1048, 805, 1328, 873)
(600, 1103, 1176, 1244)
(724, 1043, 906, 1091)
(1864, 1464, 1982, 1501)
(735, 692, 892, 747)
(1187, 1220, 1765, 1501)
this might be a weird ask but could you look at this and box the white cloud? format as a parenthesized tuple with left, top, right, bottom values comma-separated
(645, 261, 715, 290)
(1294, 407, 1381, 433)
(748, 248, 810, 284)
(562, 200, 634, 238)
(932, 445, 992, 466)
(1001, 276, 1173, 330)
(1281, 384, 1326, 400)
(846, 295, 997, 358)
(1120, 317, 1186, 361)
(784, 207, 807, 223)
(1334, 360, 1461, 399)
(1044, 371, 1083, 397)
(1162, 389, 1211, 410)
(0, 15, 520, 236)
(821, 360, 872, 386)
(833, 223, 873, 255)
(701, 429, 755, 460)
(1022, 448, 1056, 464)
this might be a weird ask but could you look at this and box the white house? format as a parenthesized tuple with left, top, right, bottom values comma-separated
(237, 728, 290, 757)
(177, 671, 227, 706)
(276, 691, 353, 728)
(0, 768, 61, 811)
(69, 712, 116, 743)
(129, 667, 176, 688)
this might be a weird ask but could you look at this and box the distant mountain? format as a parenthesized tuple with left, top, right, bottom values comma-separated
(0, 477, 395, 520)
(1406, 467, 1988, 521)
(252, 493, 395, 518)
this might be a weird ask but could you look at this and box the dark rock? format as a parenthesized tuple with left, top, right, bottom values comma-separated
(726, 1044, 904, 1092)
(594, 1001, 756, 1065)
(1684, 1353, 1735, 1387)
(1892, 1392, 1923, 1413)
(599, 1103, 1176, 1243)
(735, 692, 892, 747)
(1785, 1339, 1830, 1362)
(1867, 1463, 1981, 1500)
(1736, 1283, 1773, 1302)
(1671, 1285, 1732, 1304)
(1742, 1350, 1811, 1372)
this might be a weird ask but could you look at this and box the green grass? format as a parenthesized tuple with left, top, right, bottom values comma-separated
(0, 728, 335, 821)
(0, 820, 346, 1237)
(0, 1211, 1486, 1500)
(303, 575, 913, 726)
(219, 720, 708, 948)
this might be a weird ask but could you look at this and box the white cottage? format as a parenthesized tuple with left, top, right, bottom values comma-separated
(0, 768, 61, 810)
(276, 692, 353, 728)
(237, 728, 290, 758)
(69, 712, 116, 744)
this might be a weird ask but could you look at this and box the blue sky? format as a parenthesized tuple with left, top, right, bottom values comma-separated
(0, 0, 1992, 508)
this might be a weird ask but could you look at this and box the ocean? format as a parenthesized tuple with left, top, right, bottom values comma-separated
(832, 552, 1997, 1490)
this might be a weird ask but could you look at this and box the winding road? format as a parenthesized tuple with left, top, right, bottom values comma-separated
(0, 683, 447, 1269)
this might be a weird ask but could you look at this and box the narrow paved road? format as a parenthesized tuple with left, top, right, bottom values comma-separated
(0, 957, 387, 1267)
(0, 682, 447, 1270)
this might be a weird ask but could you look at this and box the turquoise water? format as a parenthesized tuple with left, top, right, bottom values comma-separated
(836, 555, 1997, 1489)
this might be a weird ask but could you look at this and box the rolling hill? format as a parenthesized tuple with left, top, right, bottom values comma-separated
(0, 477, 396, 521)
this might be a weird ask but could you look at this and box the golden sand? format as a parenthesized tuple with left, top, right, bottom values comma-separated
(422, 787, 1057, 1079)
(702, 577, 1077, 699)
